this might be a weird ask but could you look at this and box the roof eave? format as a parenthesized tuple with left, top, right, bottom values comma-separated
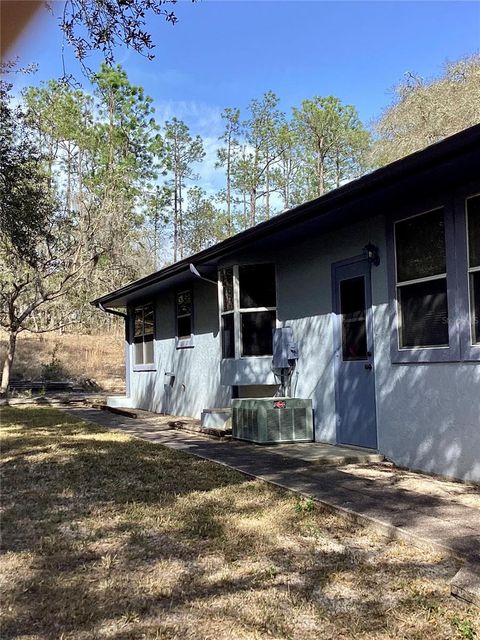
(92, 123, 480, 308)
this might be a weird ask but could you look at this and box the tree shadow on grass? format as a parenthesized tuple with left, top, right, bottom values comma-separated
(1, 406, 478, 639)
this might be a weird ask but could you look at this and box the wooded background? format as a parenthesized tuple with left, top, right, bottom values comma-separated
(1, 54, 479, 390)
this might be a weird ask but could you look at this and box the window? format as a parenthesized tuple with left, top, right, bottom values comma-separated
(219, 264, 277, 358)
(467, 195, 480, 344)
(133, 303, 154, 365)
(394, 208, 449, 349)
(220, 268, 235, 358)
(389, 191, 480, 363)
(340, 276, 368, 361)
(176, 290, 194, 348)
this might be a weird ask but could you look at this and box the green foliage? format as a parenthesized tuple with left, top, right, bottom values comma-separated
(292, 95, 370, 197)
(451, 615, 476, 640)
(183, 187, 228, 255)
(295, 496, 316, 514)
(0, 81, 57, 265)
(216, 108, 241, 232)
(164, 117, 205, 260)
(40, 345, 69, 381)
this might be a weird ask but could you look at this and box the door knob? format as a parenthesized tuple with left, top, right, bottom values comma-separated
(364, 363, 373, 370)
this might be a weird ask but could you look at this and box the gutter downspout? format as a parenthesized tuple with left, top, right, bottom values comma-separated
(97, 303, 130, 399)
(189, 263, 217, 285)
(97, 302, 127, 319)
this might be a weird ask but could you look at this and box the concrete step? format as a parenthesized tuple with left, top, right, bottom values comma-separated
(169, 419, 231, 439)
(262, 442, 385, 465)
(201, 408, 232, 430)
(450, 564, 480, 607)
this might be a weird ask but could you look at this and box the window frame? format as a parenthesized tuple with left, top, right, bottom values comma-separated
(218, 264, 278, 360)
(454, 186, 480, 361)
(387, 195, 461, 363)
(175, 289, 194, 349)
(131, 302, 156, 371)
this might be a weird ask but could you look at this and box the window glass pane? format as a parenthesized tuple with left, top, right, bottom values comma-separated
(177, 291, 192, 316)
(241, 311, 276, 356)
(395, 209, 446, 282)
(134, 308, 144, 337)
(134, 339, 144, 365)
(143, 305, 154, 335)
(239, 264, 276, 308)
(222, 313, 235, 358)
(398, 278, 449, 348)
(467, 195, 480, 268)
(340, 277, 367, 361)
(471, 271, 480, 344)
(177, 315, 192, 339)
(221, 268, 234, 312)
(143, 335, 154, 364)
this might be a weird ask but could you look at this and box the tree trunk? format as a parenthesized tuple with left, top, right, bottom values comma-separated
(317, 137, 325, 197)
(250, 188, 256, 226)
(173, 174, 178, 262)
(1, 331, 17, 395)
(318, 156, 324, 196)
(265, 161, 270, 220)
(153, 201, 159, 270)
(226, 136, 232, 234)
(336, 148, 341, 188)
(178, 178, 183, 259)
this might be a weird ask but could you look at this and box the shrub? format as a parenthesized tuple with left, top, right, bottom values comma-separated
(41, 344, 69, 381)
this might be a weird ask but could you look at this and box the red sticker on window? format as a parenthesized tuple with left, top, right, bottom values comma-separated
(273, 400, 286, 409)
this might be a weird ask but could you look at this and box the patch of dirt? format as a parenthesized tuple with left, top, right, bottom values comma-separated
(341, 462, 480, 509)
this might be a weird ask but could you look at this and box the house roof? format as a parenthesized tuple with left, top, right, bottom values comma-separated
(92, 123, 480, 309)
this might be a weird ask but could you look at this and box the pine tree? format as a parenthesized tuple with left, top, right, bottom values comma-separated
(164, 118, 205, 260)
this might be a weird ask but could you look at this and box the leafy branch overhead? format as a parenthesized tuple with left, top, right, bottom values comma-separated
(58, 0, 181, 64)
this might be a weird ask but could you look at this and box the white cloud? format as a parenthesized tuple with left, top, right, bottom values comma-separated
(151, 99, 226, 196)
(152, 98, 224, 138)
(192, 135, 224, 195)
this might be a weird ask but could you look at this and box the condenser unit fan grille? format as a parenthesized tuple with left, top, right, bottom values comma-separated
(232, 399, 313, 443)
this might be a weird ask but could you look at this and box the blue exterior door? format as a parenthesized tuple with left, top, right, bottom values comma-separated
(333, 259, 377, 449)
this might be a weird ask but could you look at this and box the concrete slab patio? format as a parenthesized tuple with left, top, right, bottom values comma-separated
(262, 441, 384, 465)
(64, 406, 480, 568)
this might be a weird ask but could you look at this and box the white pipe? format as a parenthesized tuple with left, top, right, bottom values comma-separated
(189, 263, 217, 285)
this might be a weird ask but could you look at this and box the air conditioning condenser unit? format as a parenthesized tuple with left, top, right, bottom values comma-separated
(232, 397, 313, 444)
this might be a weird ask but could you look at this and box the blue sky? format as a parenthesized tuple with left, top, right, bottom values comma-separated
(8, 1, 480, 194)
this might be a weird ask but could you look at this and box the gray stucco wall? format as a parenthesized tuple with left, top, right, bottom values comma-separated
(126, 279, 230, 418)
(117, 210, 480, 482)
(275, 218, 385, 444)
(371, 231, 480, 483)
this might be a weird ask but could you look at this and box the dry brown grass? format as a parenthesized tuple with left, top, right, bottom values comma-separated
(1, 406, 478, 640)
(0, 331, 125, 392)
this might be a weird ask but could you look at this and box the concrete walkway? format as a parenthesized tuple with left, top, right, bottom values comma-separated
(65, 407, 480, 566)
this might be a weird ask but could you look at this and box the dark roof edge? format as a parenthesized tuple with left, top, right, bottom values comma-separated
(92, 123, 480, 307)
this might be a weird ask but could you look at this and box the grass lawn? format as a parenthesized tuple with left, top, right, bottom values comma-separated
(1, 407, 478, 640)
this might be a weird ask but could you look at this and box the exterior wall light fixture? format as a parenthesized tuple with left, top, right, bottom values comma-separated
(363, 242, 380, 266)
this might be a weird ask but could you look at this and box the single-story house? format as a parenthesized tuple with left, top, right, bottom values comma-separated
(93, 124, 480, 483)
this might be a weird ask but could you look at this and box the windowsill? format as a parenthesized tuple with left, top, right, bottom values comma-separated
(391, 340, 480, 363)
(176, 335, 194, 349)
(132, 364, 157, 372)
(460, 342, 480, 362)
(221, 355, 273, 361)
(391, 347, 458, 364)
